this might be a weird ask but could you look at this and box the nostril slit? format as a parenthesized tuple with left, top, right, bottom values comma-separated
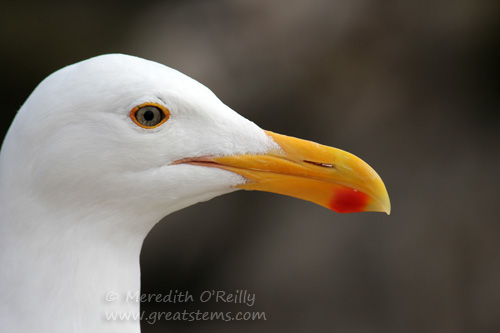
(304, 160, 336, 169)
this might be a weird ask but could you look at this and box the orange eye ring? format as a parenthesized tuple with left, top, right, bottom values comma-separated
(130, 103, 170, 129)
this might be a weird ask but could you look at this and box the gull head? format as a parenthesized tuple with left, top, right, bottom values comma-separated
(0, 54, 390, 233)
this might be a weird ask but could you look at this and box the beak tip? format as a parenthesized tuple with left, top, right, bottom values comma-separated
(373, 179, 391, 215)
(381, 195, 391, 215)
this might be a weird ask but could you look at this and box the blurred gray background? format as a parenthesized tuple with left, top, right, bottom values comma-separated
(1, 0, 499, 332)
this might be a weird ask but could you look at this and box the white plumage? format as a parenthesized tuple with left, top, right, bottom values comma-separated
(0, 54, 389, 332)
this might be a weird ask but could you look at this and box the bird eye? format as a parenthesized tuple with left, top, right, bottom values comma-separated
(130, 103, 169, 128)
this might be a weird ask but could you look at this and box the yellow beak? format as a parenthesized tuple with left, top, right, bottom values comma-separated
(178, 130, 390, 214)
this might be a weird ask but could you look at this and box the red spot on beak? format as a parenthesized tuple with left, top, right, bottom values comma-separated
(330, 187, 369, 213)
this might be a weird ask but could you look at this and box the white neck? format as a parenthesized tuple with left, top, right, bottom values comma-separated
(0, 197, 154, 333)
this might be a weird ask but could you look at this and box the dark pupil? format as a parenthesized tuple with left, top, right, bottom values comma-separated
(143, 110, 155, 121)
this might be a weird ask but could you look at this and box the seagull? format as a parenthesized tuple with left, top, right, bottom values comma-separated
(0, 54, 390, 332)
